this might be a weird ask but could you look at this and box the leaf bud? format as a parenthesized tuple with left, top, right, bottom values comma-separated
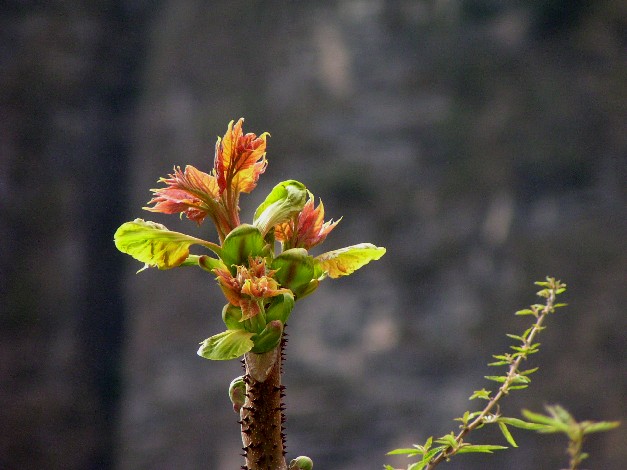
(289, 456, 313, 470)
(228, 375, 246, 414)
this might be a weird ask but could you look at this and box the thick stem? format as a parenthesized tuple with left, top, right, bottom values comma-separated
(240, 342, 287, 470)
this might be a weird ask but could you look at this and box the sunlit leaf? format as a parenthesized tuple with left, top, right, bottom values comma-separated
(144, 165, 222, 225)
(386, 448, 423, 456)
(215, 118, 268, 194)
(275, 194, 341, 250)
(114, 219, 218, 271)
(498, 421, 518, 447)
(315, 243, 386, 279)
(197, 329, 254, 360)
(456, 444, 508, 454)
(253, 180, 308, 236)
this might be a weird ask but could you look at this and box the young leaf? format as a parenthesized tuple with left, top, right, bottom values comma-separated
(497, 421, 518, 447)
(484, 375, 508, 383)
(315, 243, 386, 279)
(456, 444, 508, 454)
(214, 118, 268, 195)
(220, 224, 268, 271)
(253, 180, 308, 236)
(469, 389, 492, 400)
(386, 448, 423, 456)
(265, 293, 295, 324)
(251, 320, 284, 354)
(271, 248, 315, 297)
(582, 421, 621, 434)
(114, 219, 219, 271)
(497, 417, 553, 431)
(197, 329, 255, 360)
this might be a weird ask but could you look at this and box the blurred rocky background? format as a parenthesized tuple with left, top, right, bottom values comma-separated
(1, 1, 625, 469)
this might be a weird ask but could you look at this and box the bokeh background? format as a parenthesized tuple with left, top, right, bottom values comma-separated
(2, 1, 625, 469)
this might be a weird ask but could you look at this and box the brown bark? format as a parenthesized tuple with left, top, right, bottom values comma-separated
(240, 345, 287, 470)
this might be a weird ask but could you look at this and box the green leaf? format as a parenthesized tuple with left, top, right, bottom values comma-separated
(434, 433, 457, 448)
(582, 421, 621, 434)
(485, 375, 508, 383)
(222, 304, 245, 330)
(271, 248, 315, 297)
(469, 389, 492, 400)
(488, 360, 510, 366)
(497, 422, 518, 447)
(197, 329, 254, 360)
(114, 219, 218, 271)
(497, 417, 553, 431)
(515, 309, 536, 316)
(253, 180, 308, 236)
(520, 367, 539, 376)
(315, 243, 386, 279)
(456, 444, 508, 454)
(521, 409, 565, 432)
(251, 320, 284, 354)
(220, 224, 268, 272)
(386, 448, 423, 456)
(265, 293, 295, 323)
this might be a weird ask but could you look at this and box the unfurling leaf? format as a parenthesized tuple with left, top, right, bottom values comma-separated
(315, 243, 386, 279)
(220, 224, 268, 272)
(215, 118, 268, 194)
(144, 165, 221, 225)
(253, 180, 308, 236)
(276, 195, 341, 250)
(197, 329, 254, 360)
(251, 320, 284, 353)
(271, 248, 315, 297)
(114, 219, 218, 271)
(222, 304, 245, 330)
(265, 293, 295, 324)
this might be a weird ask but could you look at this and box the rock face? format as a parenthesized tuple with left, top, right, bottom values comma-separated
(2, 2, 625, 470)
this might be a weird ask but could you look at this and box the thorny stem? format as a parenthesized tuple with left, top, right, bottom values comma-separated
(425, 285, 559, 469)
(239, 336, 288, 470)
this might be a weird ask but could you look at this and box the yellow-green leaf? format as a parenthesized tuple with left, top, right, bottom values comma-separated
(253, 180, 308, 236)
(114, 218, 217, 271)
(315, 243, 386, 279)
(197, 329, 255, 360)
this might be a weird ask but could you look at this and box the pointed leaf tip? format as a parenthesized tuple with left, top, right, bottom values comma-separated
(315, 243, 386, 279)
(114, 219, 214, 270)
(197, 329, 254, 360)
